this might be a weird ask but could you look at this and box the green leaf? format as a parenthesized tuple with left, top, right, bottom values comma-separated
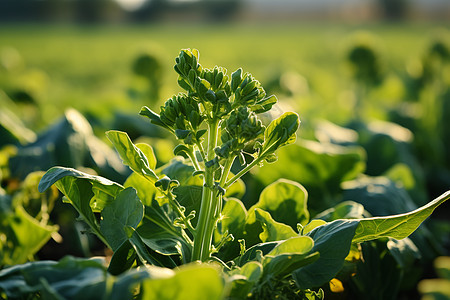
(108, 240, 137, 275)
(106, 130, 158, 183)
(250, 95, 277, 114)
(293, 220, 359, 289)
(141, 263, 224, 300)
(0, 256, 109, 300)
(250, 179, 309, 229)
(237, 241, 281, 267)
(214, 198, 248, 261)
(38, 166, 123, 212)
(253, 208, 297, 242)
(216, 197, 247, 241)
(315, 201, 367, 222)
(228, 261, 263, 299)
(261, 112, 299, 156)
(128, 230, 178, 268)
(124, 172, 157, 207)
(263, 236, 319, 280)
(138, 200, 192, 262)
(301, 220, 327, 235)
(140, 106, 172, 130)
(352, 190, 450, 244)
(254, 140, 365, 211)
(38, 167, 124, 247)
(7, 206, 58, 264)
(100, 187, 144, 251)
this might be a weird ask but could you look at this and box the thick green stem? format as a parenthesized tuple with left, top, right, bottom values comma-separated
(192, 119, 220, 261)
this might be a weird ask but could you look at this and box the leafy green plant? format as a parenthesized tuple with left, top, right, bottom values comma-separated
(0, 171, 59, 267)
(21, 49, 450, 299)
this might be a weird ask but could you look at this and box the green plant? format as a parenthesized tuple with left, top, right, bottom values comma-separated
(19, 49, 450, 299)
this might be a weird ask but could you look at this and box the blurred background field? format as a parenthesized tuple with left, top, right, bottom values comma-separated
(1, 1, 450, 299)
(1, 22, 447, 131)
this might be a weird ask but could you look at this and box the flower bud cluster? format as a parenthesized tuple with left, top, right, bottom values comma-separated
(159, 94, 205, 145)
(230, 68, 266, 108)
(215, 106, 264, 159)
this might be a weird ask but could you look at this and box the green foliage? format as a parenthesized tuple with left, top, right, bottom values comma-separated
(0, 47, 447, 299)
(1, 171, 59, 267)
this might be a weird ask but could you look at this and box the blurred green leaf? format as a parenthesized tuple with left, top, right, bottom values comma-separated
(6, 206, 58, 265)
(254, 140, 365, 212)
(141, 263, 224, 300)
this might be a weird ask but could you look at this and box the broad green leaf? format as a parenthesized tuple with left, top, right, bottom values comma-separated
(138, 200, 191, 262)
(261, 112, 299, 155)
(38, 167, 124, 247)
(342, 176, 418, 216)
(129, 229, 178, 268)
(343, 176, 441, 260)
(352, 190, 450, 244)
(262, 236, 319, 280)
(315, 201, 367, 222)
(124, 172, 157, 206)
(38, 166, 123, 212)
(250, 179, 309, 229)
(100, 187, 144, 251)
(173, 185, 202, 226)
(267, 236, 314, 257)
(141, 264, 224, 300)
(214, 198, 247, 262)
(254, 140, 365, 212)
(0, 257, 173, 300)
(293, 220, 359, 289)
(161, 158, 201, 186)
(57, 176, 109, 246)
(7, 206, 58, 264)
(228, 261, 263, 299)
(108, 240, 137, 275)
(237, 241, 281, 267)
(136, 143, 157, 170)
(301, 220, 327, 235)
(10, 108, 128, 181)
(38, 166, 122, 196)
(0, 107, 36, 146)
(254, 208, 297, 242)
(106, 130, 158, 182)
(0, 256, 108, 300)
(263, 252, 319, 280)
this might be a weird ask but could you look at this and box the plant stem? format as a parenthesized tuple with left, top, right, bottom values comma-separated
(165, 191, 196, 237)
(186, 146, 201, 171)
(220, 156, 235, 187)
(224, 155, 262, 190)
(192, 118, 219, 261)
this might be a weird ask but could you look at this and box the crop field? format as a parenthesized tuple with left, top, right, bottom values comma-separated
(1, 22, 450, 299)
